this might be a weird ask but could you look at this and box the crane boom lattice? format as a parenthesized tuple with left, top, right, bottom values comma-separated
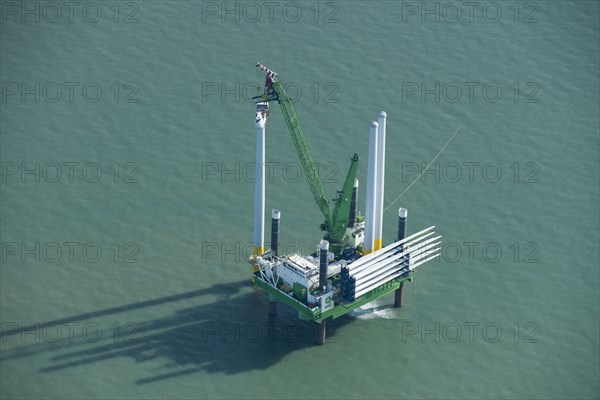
(272, 80, 333, 228)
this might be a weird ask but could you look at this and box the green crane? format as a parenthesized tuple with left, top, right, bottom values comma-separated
(255, 63, 359, 256)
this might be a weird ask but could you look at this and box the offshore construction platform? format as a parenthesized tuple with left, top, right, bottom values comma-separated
(249, 64, 441, 344)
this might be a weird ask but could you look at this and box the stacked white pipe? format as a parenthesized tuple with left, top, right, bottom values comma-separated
(341, 226, 441, 300)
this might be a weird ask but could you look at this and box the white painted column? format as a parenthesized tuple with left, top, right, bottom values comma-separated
(364, 121, 379, 254)
(253, 120, 266, 256)
(374, 111, 387, 251)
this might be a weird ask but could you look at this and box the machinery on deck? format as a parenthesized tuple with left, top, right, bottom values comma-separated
(249, 64, 441, 344)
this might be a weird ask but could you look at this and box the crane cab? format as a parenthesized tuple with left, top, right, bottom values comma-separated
(256, 101, 269, 115)
(255, 101, 269, 127)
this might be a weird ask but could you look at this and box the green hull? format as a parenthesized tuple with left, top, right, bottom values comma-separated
(254, 273, 414, 324)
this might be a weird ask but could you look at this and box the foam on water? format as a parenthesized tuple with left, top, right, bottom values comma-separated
(349, 299, 399, 320)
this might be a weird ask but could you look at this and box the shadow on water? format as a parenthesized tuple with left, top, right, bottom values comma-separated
(0, 279, 355, 384)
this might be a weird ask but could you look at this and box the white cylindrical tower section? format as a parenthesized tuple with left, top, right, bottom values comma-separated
(374, 111, 387, 251)
(253, 123, 266, 256)
(364, 121, 379, 254)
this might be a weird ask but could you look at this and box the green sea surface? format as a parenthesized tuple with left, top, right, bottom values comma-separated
(1, 1, 599, 399)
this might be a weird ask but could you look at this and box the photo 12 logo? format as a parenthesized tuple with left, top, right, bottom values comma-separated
(201, 240, 323, 263)
(400, 161, 539, 184)
(401, 81, 540, 103)
(1, 321, 139, 344)
(201, 81, 339, 104)
(198, 320, 338, 344)
(1, 162, 140, 184)
(1, 241, 140, 264)
(1, 82, 139, 103)
(399, 2, 540, 23)
(436, 241, 539, 264)
(200, 161, 340, 184)
(200, 1, 339, 23)
(401, 321, 539, 343)
(1, 1, 140, 23)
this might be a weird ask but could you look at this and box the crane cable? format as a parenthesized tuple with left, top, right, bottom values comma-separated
(277, 78, 354, 157)
(383, 122, 463, 213)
